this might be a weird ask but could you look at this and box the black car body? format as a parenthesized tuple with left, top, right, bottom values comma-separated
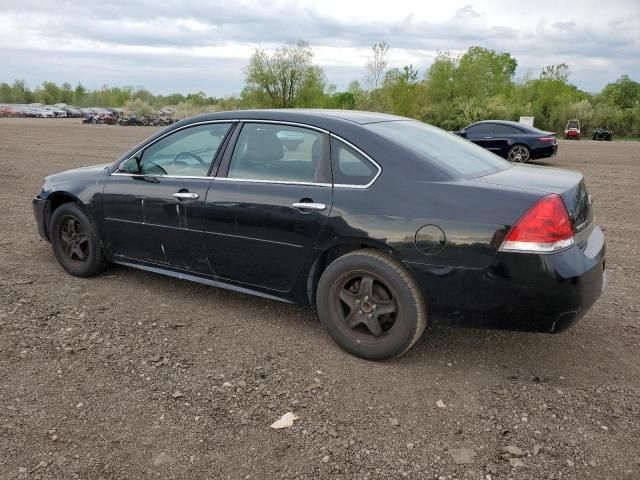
(455, 120, 558, 163)
(33, 110, 606, 359)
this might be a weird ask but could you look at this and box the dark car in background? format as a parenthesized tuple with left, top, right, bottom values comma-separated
(455, 120, 558, 163)
(592, 128, 613, 141)
(32, 110, 605, 360)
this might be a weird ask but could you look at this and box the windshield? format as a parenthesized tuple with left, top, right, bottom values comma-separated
(366, 120, 511, 178)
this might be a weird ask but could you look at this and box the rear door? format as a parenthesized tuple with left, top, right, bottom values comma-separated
(203, 122, 333, 292)
(491, 124, 524, 156)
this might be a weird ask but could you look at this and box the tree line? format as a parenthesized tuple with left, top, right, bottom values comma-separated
(2, 41, 639, 136)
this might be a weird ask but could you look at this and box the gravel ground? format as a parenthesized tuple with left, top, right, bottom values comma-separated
(1, 118, 639, 480)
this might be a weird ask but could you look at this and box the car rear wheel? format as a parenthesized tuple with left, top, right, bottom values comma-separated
(50, 203, 108, 277)
(316, 249, 427, 360)
(508, 144, 531, 163)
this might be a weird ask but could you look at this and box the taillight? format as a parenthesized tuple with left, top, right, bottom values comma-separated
(538, 137, 555, 142)
(501, 194, 574, 253)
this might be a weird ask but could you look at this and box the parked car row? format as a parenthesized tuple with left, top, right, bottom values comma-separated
(0, 104, 75, 118)
(0, 103, 178, 126)
(83, 110, 177, 127)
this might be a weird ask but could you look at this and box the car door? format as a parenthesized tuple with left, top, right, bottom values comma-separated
(465, 123, 496, 150)
(203, 122, 333, 292)
(103, 122, 234, 273)
(491, 124, 522, 156)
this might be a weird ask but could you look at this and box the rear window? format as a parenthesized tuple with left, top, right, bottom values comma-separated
(366, 120, 511, 178)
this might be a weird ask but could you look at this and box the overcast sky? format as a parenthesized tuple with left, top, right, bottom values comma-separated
(1, 0, 638, 96)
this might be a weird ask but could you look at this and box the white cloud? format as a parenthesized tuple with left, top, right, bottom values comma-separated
(0, 0, 638, 95)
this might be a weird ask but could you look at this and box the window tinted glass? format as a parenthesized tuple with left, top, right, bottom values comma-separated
(228, 123, 325, 183)
(366, 120, 511, 178)
(494, 124, 523, 135)
(466, 123, 494, 136)
(138, 123, 231, 176)
(332, 140, 377, 186)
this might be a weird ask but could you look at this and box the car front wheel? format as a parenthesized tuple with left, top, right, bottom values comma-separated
(508, 144, 531, 163)
(316, 249, 427, 360)
(50, 203, 108, 277)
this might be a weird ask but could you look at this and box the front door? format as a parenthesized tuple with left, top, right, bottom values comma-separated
(466, 123, 496, 150)
(203, 122, 333, 292)
(103, 122, 234, 273)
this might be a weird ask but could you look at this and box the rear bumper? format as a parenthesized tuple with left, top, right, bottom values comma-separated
(32, 195, 50, 241)
(532, 144, 558, 159)
(408, 225, 606, 333)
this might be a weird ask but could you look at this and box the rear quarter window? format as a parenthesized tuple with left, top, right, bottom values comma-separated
(331, 139, 378, 186)
(366, 120, 511, 179)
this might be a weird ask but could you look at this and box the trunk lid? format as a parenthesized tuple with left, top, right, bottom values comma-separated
(473, 165, 594, 234)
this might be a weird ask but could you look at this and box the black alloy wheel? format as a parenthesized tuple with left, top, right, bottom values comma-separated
(316, 249, 427, 360)
(50, 203, 108, 277)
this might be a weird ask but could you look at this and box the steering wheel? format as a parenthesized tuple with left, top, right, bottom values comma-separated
(172, 151, 206, 166)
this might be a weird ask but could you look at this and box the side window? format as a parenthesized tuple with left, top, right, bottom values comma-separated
(332, 139, 378, 187)
(494, 125, 522, 135)
(135, 123, 232, 176)
(466, 124, 494, 136)
(227, 123, 327, 183)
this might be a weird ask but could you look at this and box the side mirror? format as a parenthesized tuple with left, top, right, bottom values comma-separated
(119, 156, 141, 174)
(457, 129, 467, 138)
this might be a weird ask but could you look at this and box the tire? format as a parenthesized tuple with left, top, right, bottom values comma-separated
(316, 249, 427, 360)
(507, 144, 531, 163)
(49, 203, 108, 277)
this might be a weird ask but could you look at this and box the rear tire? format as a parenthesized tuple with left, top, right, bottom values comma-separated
(507, 144, 531, 163)
(316, 249, 427, 360)
(50, 203, 108, 277)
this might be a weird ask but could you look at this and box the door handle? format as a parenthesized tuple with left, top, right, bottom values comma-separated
(172, 192, 199, 200)
(483, 136, 493, 139)
(292, 202, 326, 211)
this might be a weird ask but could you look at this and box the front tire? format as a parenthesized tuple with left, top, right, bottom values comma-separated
(50, 203, 107, 277)
(508, 144, 531, 163)
(316, 249, 427, 360)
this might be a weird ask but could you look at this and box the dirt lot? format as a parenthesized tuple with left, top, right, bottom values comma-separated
(0, 118, 639, 480)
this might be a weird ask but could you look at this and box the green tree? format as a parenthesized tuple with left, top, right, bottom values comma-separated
(455, 46, 517, 98)
(0, 82, 14, 103)
(243, 41, 326, 108)
(365, 41, 389, 110)
(38, 82, 62, 104)
(12, 79, 33, 103)
(73, 83, 86, 105)
(601, 75, 640, 109)
(381, 65, 421, 117)
(424, 51, 458, 104)
(60, 82, 73, 104)
(540, 63, 570, 82)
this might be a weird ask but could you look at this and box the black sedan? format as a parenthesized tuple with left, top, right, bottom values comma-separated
(33, 110, 605, 360)
(455, 120, 558, 163)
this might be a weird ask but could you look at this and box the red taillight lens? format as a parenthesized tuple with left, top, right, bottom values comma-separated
(538, 137, 555, 142)
(501, 194, 574, 253)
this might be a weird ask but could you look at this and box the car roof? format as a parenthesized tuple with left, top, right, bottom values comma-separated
(181, 109, 407, 127)
(473, 120, 527, 128)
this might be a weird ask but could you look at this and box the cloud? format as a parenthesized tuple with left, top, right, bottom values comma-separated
(0, 0, 638, 95)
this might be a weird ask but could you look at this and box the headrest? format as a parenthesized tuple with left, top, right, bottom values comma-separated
(246, 129, 283, 161)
